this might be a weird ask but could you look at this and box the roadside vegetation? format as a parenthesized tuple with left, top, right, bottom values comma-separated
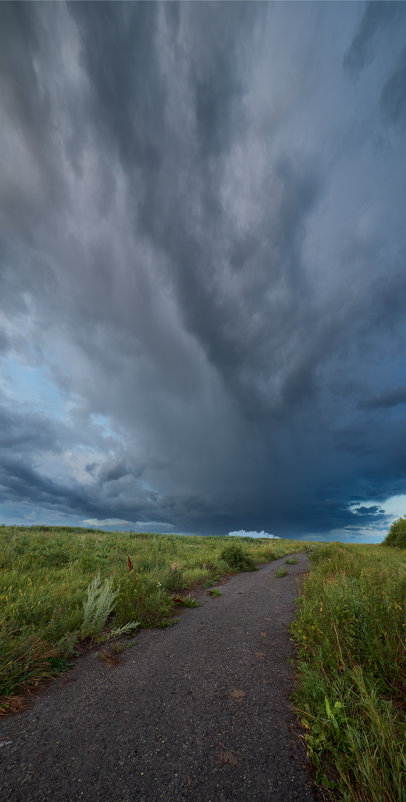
(292, 541, 406, 802)
(0, 525, 306, 713)
(383, 515, 406, 549)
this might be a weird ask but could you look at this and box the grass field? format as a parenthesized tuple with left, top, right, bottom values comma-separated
(291, 543, 406, 802)
(0, 525, 306, 713)
(3, 526, 403, 801)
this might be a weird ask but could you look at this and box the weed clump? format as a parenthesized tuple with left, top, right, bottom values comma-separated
(82, 573, 118, 638)
(162, 562, 184, 592)
(175, 595, 200, 608)
(220, 543, 256, 572)
(0, 624, 59, 701)
(276, 567, 287, 577)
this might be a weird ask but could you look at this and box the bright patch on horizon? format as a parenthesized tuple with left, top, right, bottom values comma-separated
(83, 518, 130, 528)
(228, 530, 280, 539)
(83, 518, 174, 532)
(349, 494, 406, 521)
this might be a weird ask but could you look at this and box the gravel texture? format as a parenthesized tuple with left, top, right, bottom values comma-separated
(0, 553, 315, 801)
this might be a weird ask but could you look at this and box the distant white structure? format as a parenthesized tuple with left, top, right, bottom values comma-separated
(228, 529, 280, 539)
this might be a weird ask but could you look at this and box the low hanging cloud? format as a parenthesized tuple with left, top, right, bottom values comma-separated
(83, 518, 130, 529)
(228, 530, 280, 540)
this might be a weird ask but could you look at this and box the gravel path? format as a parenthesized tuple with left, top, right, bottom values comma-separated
(0, 554, 315, 802)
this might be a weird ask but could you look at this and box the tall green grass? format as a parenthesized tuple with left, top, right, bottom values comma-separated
(292, 543, 406, 801)
(0, 526, 306, 711)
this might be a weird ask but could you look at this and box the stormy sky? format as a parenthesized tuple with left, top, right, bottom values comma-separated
(1, 2, 406, 541)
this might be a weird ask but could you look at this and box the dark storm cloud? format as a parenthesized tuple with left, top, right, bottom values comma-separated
(362, 387, 406, 410)
(381, 46, 406, 128)
(98, 460, 132, 485)
(67, 0, 280, 418)
(352, 505, 383, 517)
(0, 400, 63, 454)
(344, 1, 399, 75)
(0, 454, 145, 523)
(0, 455, 83, 512)
(1, 2, 406, 538)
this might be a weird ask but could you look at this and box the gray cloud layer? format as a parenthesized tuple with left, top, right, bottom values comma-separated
(1, 2, 406, 537)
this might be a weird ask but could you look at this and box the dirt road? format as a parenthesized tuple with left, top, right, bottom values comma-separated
(0, 554, 315, 801)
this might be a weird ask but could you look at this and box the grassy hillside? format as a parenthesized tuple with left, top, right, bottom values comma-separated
(0, 525, 306, 712)
(292, 543, 406, 802)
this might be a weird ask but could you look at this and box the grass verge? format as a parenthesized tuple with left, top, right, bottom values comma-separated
(291, 543, 406, 801)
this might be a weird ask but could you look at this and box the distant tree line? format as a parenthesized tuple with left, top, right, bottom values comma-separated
(383, 516, 406, 548)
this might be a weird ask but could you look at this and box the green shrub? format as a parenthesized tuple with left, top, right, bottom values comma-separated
(383, 516, 406, 548)
(220, 543, 256, 572)
(114, 574, 174, 628)
(82, 573, 118, 638)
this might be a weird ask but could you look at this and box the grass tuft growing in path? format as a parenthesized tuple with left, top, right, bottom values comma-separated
(292, 543, 406, 801)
